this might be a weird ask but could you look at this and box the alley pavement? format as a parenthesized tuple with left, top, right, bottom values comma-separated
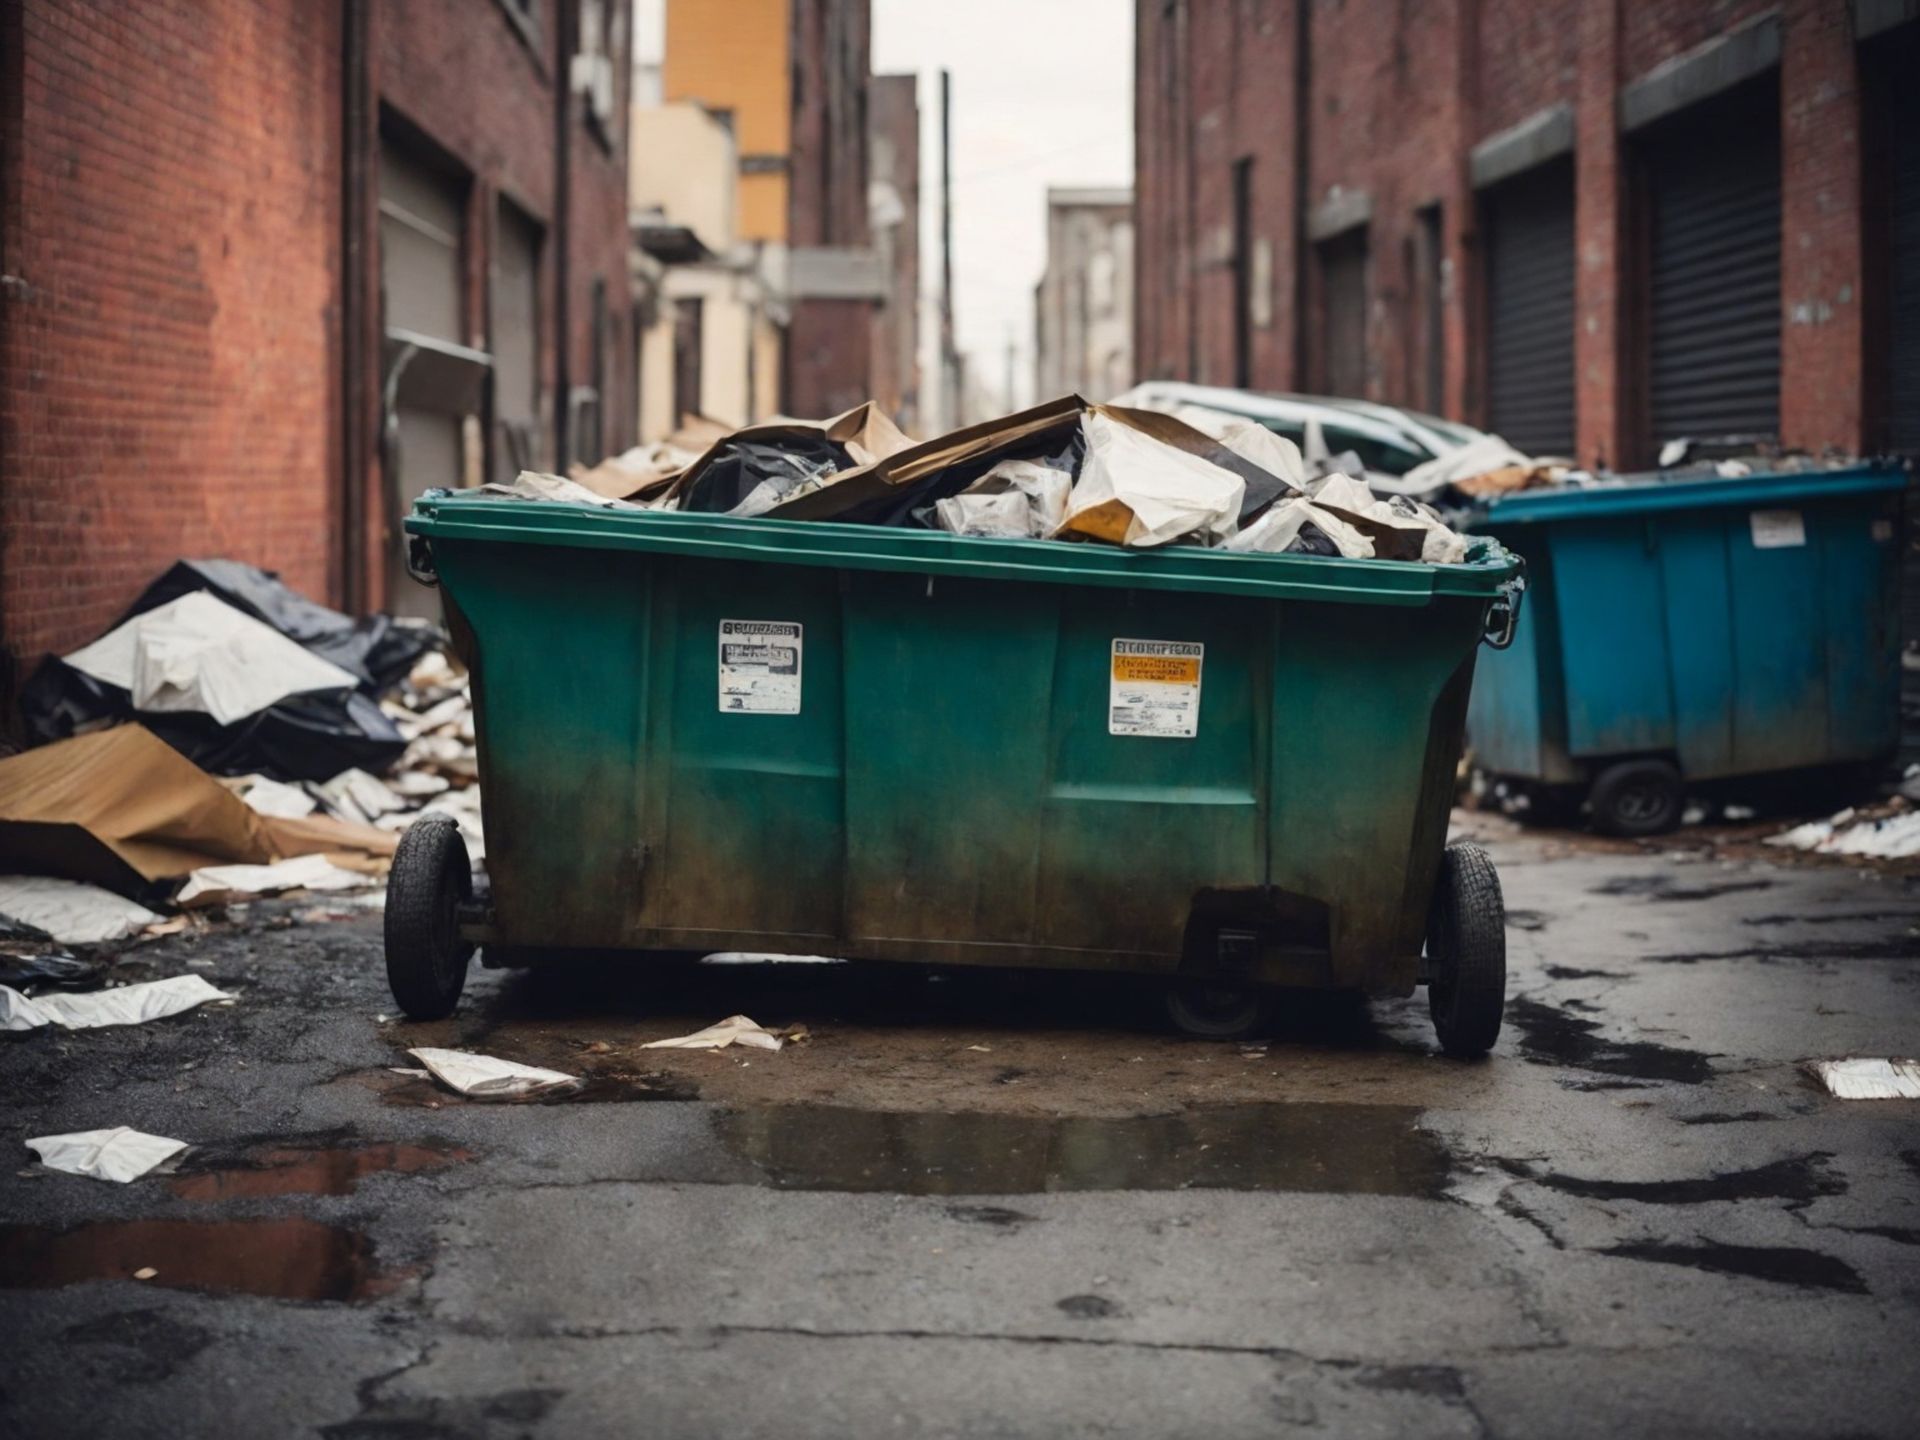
(3, 813, 1918, 1438)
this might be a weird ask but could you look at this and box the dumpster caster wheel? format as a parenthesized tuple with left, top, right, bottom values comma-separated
(1164, 980, 1272, 1040)
(1426, 842, 1505, 1059)
(1588, 759, 1683, 837)
(385, 815, 475, 1021)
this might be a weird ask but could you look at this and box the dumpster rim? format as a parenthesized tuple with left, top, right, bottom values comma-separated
(406, 495, 1521, 607)
(1464, 461, 1906, 527)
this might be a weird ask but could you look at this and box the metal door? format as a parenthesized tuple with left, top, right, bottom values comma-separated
(1484, 160, 1575, 457)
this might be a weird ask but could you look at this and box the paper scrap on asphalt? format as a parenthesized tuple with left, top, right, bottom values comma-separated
(1767, 808, 1920, 861)
(176, 853, 375, 906)
(1, 974, 233, 1032)
(640, 1014, 786, 1051)
(408, 1047, 585, 1100)
(1807, 1058, 1920, 1100)
(0, 875, 162, 945)
(26, 1126, 189, 1182)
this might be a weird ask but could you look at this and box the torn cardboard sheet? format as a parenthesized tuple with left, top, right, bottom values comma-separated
(407, 1047, 585, 1100)
(2, 974, 233, 1032)
(62, 591, 360, 727)
(640, 1014, 786, 1052)
(177, 853, 375, 907)
(1058, 410, 1244, 548)
(26, 1127, 189, 1183)
(1807, 1058, 1920, 1100)
(0, 875, 162, 945)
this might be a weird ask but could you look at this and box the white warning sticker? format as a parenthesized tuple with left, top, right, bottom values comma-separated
(719, 619, 802, 714)
(1749, 509, 1806, 549)
(1109, 639, 1203, 738)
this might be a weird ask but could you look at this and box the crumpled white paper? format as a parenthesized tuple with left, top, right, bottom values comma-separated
(176, 853, 374, 906)
(26, 1126, 188, 1182)
(64, 591, 358, 726)
(0, 875, 161, 945)
(640, 1014, 786, 1052)
(1, 974, 233, 1032)
(937, 458, 1074, 539)
(408, 1047, 585, 1100)
(1807, 1057, 1920, 1100)
(1059, 412, 1244, 548)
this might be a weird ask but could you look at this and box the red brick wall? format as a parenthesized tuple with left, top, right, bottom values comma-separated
(2, 0, 343, 670)
(1135, 0, 1881, 468)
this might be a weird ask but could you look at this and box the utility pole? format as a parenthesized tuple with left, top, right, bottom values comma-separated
(940, 67, 956, 431)
(1004, 329, 1016, 413)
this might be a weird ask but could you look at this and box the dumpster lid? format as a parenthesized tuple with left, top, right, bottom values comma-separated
(1467, 461, 1906, 526)
(406, 492, 1521, 608)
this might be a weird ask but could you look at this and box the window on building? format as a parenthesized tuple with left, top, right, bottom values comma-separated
(674, 298, 705, 425)
(1316, 229, 1368, 398)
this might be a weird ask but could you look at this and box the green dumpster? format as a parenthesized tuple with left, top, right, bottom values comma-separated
(385, 494, 1525, 1055)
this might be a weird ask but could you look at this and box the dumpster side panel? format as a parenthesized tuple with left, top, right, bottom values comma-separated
(1657, 517, 1737, 777)
(643, 558, 847, 942)
(1556, 522, 1677, 759)
(1463, 578, 1545, 780)
(438, 541, 653, 947)
(1819, 500, 1902, 763)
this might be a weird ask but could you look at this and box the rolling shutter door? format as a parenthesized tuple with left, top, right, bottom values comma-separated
(1484, 160, 1575, 457)
(1646, 84, 1781, 453)
(1891, 72, 1920, 454)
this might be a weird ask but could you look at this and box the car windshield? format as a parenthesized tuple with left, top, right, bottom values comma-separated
(1251, 417, 1432, 476)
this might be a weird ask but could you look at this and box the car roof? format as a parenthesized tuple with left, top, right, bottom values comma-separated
(1115, 381, 1484, 455)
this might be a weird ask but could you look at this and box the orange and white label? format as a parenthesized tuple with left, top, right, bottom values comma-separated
(1109, 639, 1203, 738)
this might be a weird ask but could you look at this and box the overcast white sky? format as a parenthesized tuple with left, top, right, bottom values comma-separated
(872, 1, 1133, 409)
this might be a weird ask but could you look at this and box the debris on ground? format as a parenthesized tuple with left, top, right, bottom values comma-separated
(1766, 801, 1920, 861)
(1807, 1058, 1920, 1100)
(176, 854, 376, 908)
(0, 875, 162, 944)
(406, 1047, 585, 1101)
(640, 1014, 787, 1052)
(24, 1126, 189, 1183)
(1, 973, 232, 1033)
(0, 948, 109, 990)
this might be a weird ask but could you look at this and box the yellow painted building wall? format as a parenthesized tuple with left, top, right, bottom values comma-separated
(663, 0, 790, 244)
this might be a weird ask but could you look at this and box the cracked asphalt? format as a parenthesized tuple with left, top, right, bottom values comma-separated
(3, 812, 1918, 1438)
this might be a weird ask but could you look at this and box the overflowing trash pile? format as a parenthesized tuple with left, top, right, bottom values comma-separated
(1, 560, 487, 998)
(1767, 797, 1920, 862)
(482, 396, 1495, 566)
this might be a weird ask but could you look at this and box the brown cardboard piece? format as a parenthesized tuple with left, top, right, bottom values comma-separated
(0, 725, 395, 899)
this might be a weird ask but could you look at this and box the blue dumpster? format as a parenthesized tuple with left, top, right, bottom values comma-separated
(1463, 463, 1908, 834)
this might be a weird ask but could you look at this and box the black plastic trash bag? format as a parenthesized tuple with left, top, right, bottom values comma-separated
(679, 437, 854, 515)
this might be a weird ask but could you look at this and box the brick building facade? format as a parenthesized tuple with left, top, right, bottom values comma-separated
(0, 0, 633, 695)
(1134, 0, 1920, 469)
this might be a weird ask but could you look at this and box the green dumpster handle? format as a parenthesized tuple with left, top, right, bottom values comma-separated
(406, 493, 1523, 609)
(1480, 562, 1527, 650)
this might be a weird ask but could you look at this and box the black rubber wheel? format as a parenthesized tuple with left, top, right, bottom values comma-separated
(1588, 759, 1684, 836)
(1163, 978, 1273, 1040)
(384, 816, 475, 1020)
(1426, 841, 1506, 1059)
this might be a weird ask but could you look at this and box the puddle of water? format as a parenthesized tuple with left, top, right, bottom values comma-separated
(713, 1102, 1452, 1196)
(1505, 997, 1713, 1084)
(0, 1219, 395, 1302)
(1519, 1154, 1842, 1205)
(357, 1068, 697, 1108)
(168, 1140, 474, 1201)
(1646, 940, 1915, 964)
(1590, 876, 1774, 902)
(1602, 1241, 1866, 1295)
(1542, 965, 1625, 982)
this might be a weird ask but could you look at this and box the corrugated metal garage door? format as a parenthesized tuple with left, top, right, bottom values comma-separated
(1892, 70, 1920, 454)
(1484, 160, 1575, 457)
(1645, 84, 1781, 454)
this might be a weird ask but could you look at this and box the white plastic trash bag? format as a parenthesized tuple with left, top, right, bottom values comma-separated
(2, 974, 233, 1032)
(1807, 1058, 1920, 1100)
(1216, 420, 1307, 490)
(956, 458, 1074, 537)
(408, 1047, 585, 1100)
(1058, 412, 1244, 548)
(26, 1126, 189, 1183)
(934, 490, 1032, 539)
(1225, 497, 1374, 559)
(0, 875, 161, 945)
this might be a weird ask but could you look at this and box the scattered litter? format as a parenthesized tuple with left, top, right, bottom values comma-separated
(224, 774, 319, 819)
(1, 974, 233, 1032)
(133, 1267, 158, 1280)
(176, 853, 376, 907)
(640, 1014, 786, 1052)
(0, 875, 161, 944)
(1767, 804, 1920, 861)
(0, 949, 108, 990)
(1807, 1058, 1920, 1100)
(407, 1047, 585, 1101)
(25, 1127, 188, 1183)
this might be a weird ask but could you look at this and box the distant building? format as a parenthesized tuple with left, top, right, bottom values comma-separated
(1133, 0, 1920, 469)
(869, 74, 923, 433)
(1034, 187, 1135, 404)
(629, 103, 782, 435)
(662, 0, 908, 420)
(0, 0, 635, 685)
